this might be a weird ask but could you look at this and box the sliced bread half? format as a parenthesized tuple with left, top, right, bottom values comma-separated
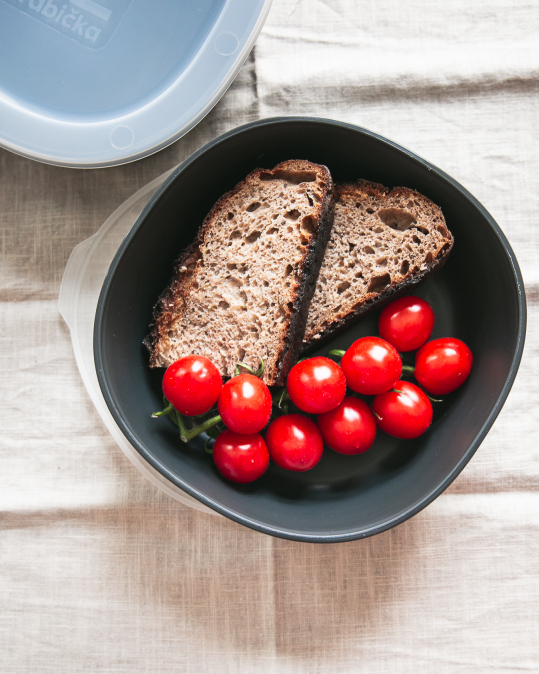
(303, 180, 453, 348)
(145, 160, 335, 386)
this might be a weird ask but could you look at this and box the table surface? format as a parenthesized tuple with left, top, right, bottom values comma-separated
(1, 1, 538, 672)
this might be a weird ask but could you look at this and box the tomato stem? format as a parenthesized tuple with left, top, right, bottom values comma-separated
(254, 357, 265, 377)
(234, 356, 265, 378)
(234, 362, 250, 376)
(152, 400, 174, 418)
(175, 412, 223, 443)
(272, 386, 290, 413)
(401, 364, 415, 375)
(153, 398, 222, 443)
(327, 349, 345, 359)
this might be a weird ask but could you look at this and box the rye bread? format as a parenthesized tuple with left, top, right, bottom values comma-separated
(145, 160, 335, 386)
(303, 180, 453, 348)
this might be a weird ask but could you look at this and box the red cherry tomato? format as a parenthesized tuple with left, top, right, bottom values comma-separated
(340, 337, 402, 395)
(265, 414, 324, 471)
(317, 397, 377, 455)
(286, 357, 346, 414)
(213, 430, 269, 483)
(218, 373, 272, 434)
(162, 355, 222, 416)
(372, 380, 433, 439)
(379, 295, 435, 352)
(415, 338, 473, 395)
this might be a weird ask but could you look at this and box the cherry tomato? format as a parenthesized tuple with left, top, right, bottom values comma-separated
(265, 414, 324, 471)
(317, 397, 377, 455)
(213, 430, 269, 483)
(162, 355, 222, 416)
(286, 357, 346, 414)
(218, 373, 272, 434)
(415, 338, 473, 395)
(340, 337, 402, 395)
(372, 380, 433, 439)
(379, 295, 435, 352)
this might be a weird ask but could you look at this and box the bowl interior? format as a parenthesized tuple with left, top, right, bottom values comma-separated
(95, 119, 525, 541)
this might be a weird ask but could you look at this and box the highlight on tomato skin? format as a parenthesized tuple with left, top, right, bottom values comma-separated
(317, 397, 377, 455)
(372, 381, 433, 440)
(286, 357, 346, 414)
(218, 373, 272, 434)
(213, 430, 269, 483)
(265, 414, 324, 471)
(415, 338, 473, 395)
(162, 355, 222, 416)
(378, 295, 435, 352)
(340, 336, 402, 395)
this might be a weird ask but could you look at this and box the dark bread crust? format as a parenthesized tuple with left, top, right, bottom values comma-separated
(302, 253, 451, 351)
(271, 164, 335, 383)
(302, 180, 453, 350)
(145, 160, 335, 386)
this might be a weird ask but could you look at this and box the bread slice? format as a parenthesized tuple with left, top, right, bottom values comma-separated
(145, 160, 335, 386)
(303, 180, 453, 348)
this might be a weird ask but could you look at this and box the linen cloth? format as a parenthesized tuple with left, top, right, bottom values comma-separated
(1, 0, 538, 671)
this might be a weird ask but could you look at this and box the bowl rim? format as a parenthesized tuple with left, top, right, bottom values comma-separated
(94, 116, 527, 542)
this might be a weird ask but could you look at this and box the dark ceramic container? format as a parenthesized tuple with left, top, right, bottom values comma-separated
(94, 118, 526, 542)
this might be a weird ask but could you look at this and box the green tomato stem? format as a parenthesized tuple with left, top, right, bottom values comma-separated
(152, 401, 174, 418)
(176, 412, 222, 443)
(234, 362, 252, 376)
(234, 356, 265, 378)
(327, 349, 345, 358)
(272, 386, 290, 411)
(401, 364, 415, 375)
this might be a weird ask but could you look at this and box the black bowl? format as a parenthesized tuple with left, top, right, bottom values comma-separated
(94, 118, 526, 542)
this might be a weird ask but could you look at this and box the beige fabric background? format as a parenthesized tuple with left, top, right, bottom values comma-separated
(1, 0, 538, 671)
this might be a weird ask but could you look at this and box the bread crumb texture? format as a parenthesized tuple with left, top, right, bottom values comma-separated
(304, 180, 453, 344)
(146, 160, 331, 385)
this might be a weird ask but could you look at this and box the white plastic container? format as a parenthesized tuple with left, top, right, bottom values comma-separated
(0, 0, 272, 167)
(59, 172, 218, 514)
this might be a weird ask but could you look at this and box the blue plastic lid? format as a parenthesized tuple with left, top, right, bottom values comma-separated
(0, 0, 272, 167)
